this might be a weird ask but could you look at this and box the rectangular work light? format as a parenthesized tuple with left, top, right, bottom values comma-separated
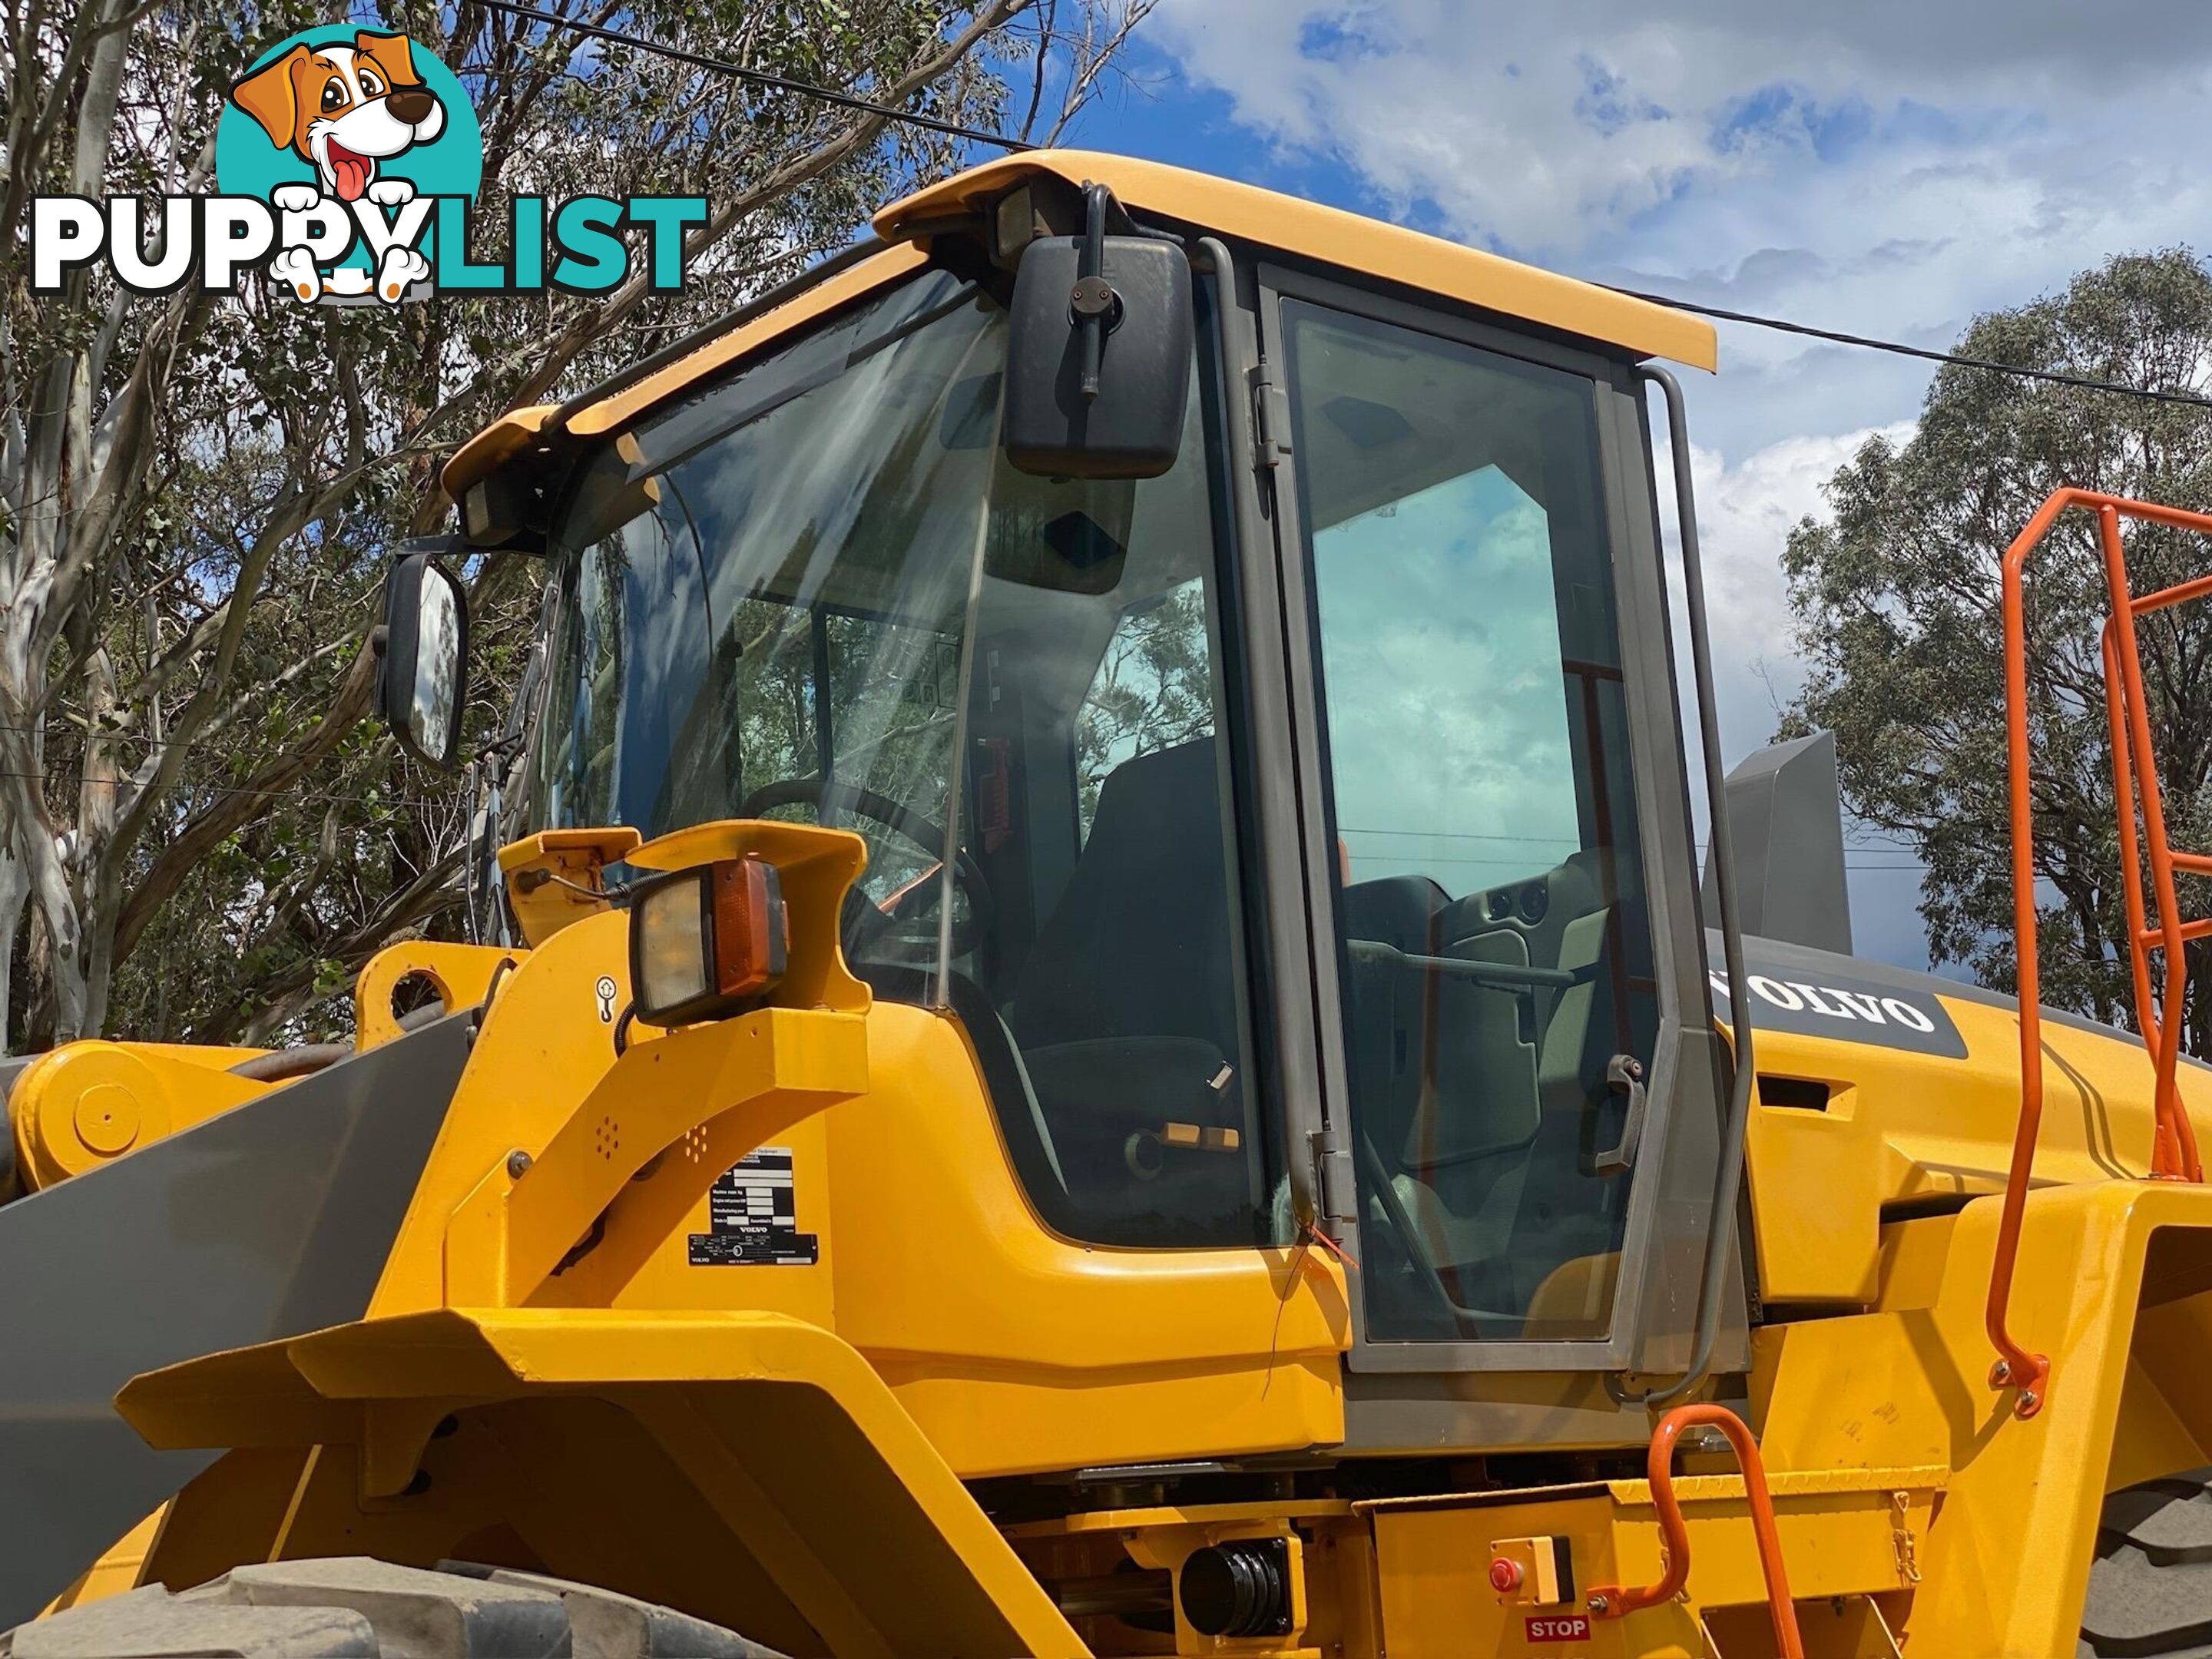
(628, 856, 790, 1028)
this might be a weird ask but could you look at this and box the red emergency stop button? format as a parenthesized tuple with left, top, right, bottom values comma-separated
(1488, 1536, 1566, 1605)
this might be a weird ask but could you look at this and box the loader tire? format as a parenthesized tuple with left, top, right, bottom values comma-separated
(2083, 1466, 2212, 1656)
(0, 1557, 789, 1659)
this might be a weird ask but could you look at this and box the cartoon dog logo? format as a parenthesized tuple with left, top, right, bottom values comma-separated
(230, 30, 445, 303)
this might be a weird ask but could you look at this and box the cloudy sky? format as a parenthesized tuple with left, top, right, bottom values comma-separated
(1058, 0, 2212, 969)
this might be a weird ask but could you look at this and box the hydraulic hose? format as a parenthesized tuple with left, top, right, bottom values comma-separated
(227, 1002, 449, 1083)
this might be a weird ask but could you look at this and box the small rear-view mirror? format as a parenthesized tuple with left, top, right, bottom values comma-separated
(374, 539, 470, 770)
(1002, 218, 1193, 480)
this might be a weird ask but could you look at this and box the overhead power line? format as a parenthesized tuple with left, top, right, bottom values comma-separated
(469, 3, 2212, 412)
(471, 0, 1032, 153)
(1614, 286, 2212, 412)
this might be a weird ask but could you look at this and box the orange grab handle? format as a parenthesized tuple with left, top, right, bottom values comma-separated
(1995, 489, 2212, 1420)
(1585, 1404, 1803, 1659)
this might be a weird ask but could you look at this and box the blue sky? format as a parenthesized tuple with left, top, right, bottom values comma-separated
(1052, 0, 2212, 972)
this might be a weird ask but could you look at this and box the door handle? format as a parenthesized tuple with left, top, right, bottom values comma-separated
(1591, 1054, 1647, 1177)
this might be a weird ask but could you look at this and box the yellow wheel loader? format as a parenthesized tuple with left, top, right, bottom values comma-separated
(6, 151, 2212, 1658)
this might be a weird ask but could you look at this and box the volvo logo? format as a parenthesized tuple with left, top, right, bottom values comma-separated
(1705, 951, 1969, 1059)
(1707, 971, 1938, 1034)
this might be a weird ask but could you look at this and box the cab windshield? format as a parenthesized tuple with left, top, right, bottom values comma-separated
(531, 267, 1279, 1250)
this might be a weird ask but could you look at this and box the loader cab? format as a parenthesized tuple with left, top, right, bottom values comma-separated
(485, 157, 1740, 1421)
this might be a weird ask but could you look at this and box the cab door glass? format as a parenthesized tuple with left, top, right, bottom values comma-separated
(1281, 299, 1660, 1342)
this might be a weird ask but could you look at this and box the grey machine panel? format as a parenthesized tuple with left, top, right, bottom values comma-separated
(1700, 730, 1853, 958)
(0, 1015, 472, 1625)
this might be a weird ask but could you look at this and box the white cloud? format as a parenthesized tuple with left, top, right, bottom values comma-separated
(1661, 421, 1915, 745)
(1651, 419, 1928, 966)
(1151, 0, 2212, 260)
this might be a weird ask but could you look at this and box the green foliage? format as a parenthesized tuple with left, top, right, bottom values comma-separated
(1783, 250, 2212, 1045)
(0, 0, 1131, 1045)
(1075, 582, 1211, 834)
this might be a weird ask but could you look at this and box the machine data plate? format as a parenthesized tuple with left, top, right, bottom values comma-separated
(689, 1146, 819, 1266)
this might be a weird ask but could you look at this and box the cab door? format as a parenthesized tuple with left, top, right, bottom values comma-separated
(1253, 265, 1744, 1402)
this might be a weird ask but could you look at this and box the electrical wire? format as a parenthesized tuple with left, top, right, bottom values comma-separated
(469, 1, 2212, 412)
(470, 0, 1033, 154)
(1612, 286, 2212, 411)
(28, 15, 2176, 853)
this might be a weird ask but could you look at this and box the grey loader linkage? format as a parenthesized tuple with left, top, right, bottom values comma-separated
(2083, 1466, 2212, 1657)
(2, 1558, 788, 1659)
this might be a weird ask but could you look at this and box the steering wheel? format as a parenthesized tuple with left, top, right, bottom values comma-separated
(739, 777, 995, 961)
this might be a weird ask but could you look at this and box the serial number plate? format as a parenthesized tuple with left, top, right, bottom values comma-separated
(1525, 1614, 1592, 1643)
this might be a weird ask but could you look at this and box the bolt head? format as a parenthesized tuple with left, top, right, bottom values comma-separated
(2015, 1389, 2042, 1418)
(1989, 1359, 2012, 1386)
(507, 1148, 533, 1179)
(1588, 1594, 1610, 1614)
(1069, 274, 1118, 317)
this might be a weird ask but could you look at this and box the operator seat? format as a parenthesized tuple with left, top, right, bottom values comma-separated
(1005, 738, 1253, 1243)
(1383, 850, 1635, 1333)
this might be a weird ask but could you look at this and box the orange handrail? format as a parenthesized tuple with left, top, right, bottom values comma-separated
(1585, 1403, 1803, 1658)
(1995, 488, 2212, 1419)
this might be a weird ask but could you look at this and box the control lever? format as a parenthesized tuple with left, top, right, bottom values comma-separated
(1591, 1054, 1647, 1177)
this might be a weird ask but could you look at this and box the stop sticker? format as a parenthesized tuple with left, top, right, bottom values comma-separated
(1525, 1612, 1593, 1643)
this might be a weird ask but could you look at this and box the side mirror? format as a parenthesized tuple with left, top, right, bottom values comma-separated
(1002, 184, 1193, 480)
(374, 541, 469, 770)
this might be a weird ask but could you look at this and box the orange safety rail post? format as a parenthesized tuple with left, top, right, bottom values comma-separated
(1585, 1402, 1803, 1659)
(1995, 488, 2212, 1420)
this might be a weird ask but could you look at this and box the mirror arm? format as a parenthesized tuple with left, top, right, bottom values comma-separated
(1072, 181, 1118, 402)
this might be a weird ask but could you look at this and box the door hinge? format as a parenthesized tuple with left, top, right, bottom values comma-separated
(1253, 362, 1293, 471)
(1312, 1129, 1356, 1223)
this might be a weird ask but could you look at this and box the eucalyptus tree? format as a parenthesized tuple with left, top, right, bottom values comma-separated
(1783, 250, 2212, 1046)
(0, 0, 1154, 1045)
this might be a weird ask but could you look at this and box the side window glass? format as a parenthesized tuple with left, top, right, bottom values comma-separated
(1074, 577, 1214, 845)
(953, 356, 1274, 1250)
(1316, 465, 1581, 892)
(535, 452, 710, 836)
(1283, 300, 1659, 1342)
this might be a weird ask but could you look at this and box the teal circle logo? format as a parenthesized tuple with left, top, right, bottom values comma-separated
(217, 26, 478, 204)
(217, 23, 480, 302)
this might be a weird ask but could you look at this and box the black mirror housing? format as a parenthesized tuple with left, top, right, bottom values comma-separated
(375, 538, 470, 771)
(1002, 233, 1193, 479)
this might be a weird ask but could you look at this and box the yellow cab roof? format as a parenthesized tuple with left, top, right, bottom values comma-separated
(444, 149, 1715, 499)
(879, 150, 1715, 370)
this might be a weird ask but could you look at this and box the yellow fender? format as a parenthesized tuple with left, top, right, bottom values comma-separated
(121, 1308, 1089, 1658)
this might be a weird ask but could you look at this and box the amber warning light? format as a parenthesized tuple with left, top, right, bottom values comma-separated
(628, 856, 789, 1028)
